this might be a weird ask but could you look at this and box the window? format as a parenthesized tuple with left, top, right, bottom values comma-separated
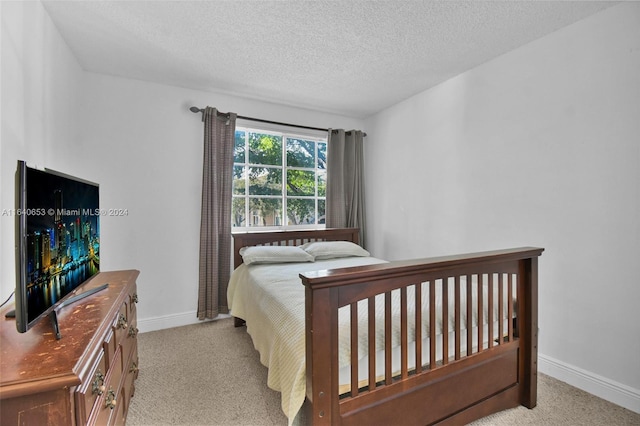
(232, 127, 327, 230)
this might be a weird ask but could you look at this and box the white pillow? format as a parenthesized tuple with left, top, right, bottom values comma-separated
(299, 241, 370, 260)
(239, 245, 315, 265)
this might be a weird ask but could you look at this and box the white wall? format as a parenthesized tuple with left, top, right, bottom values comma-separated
(0, 1, 84, 303)
(77, 73, 365, 332)
(364, 2, 639, 412)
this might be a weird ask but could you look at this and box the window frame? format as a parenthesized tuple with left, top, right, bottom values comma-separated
(232, 124, 327, 232)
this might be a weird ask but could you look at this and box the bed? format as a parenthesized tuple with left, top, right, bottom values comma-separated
(229, 228, 543, 425)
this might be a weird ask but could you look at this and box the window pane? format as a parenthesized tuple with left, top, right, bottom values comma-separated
(232, 198, 246, 227)
(287, 170, 315, 196)
(318, 142, 327, 170)
(287, 138, 315, 168)
(233, 165, 246, 195)
(234, 130, 246, 163)
(249, 167, 282, 195)
(287, 198, 316, 225)
(249, 198, 282, 227)
(317, 170, 326, 197)
(318, 199, 325, 224)
(249, 133, 282, 166)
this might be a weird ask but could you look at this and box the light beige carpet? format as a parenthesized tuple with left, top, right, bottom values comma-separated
(127, 318, 639, 425)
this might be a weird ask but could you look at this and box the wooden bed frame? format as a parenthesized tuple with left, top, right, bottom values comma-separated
(232, 228, 544, 425)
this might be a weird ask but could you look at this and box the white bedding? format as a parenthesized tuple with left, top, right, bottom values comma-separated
(227, 257, 513, 424)
(228, 257, 385, 423)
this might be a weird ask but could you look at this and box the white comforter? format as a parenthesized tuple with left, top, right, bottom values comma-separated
(227, 257, 386, 424)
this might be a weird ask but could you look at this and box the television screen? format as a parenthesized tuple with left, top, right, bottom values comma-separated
(15, 160, 100, 333)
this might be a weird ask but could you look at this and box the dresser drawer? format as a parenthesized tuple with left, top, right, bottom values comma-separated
(113, 386, 128, 425)
(87, 346, 123, 425)
(75, 348, 107, 425)
(103, 329, 116, 371)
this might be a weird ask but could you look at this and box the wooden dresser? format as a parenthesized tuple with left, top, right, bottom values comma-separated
(0, 270, 140, 425)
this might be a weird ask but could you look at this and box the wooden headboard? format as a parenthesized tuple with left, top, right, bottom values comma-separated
(232, 228, 360, 269)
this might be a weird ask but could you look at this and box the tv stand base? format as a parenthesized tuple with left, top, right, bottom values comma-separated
(51, 282, 110, 339)
(58, 282, 110, 310)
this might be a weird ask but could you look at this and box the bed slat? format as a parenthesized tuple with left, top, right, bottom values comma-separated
(384, 291, 392, 385)
(350, 301, 358, 397)
(488, 273, 494, 349)
(442, 277, 449, 365)
(400, 287, 408, 379)
(508, 274, 514, 342)
(429, 280, 436, 369)
(414, 283, 422, 374)
(368, 296, 376, 391)
(455, 276, 461, 360)
(499, 273, 505, 344)
(478, 274, 484, 352)
(467, 274, 473, 356)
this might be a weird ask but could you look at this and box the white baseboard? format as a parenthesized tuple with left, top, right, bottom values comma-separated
(539, 353, 640, 414)
(137, 311, 231, 333)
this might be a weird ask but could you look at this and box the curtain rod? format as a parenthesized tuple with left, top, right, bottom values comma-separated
(189, 106, 366, 136)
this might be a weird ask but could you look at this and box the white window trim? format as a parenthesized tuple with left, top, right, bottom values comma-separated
(232, 124, 327, 232)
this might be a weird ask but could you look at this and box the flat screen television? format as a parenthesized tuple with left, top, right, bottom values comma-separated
(14, 160, 100, 334)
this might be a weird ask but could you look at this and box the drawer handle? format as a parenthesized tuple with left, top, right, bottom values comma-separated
(117, 313, 128, 330)
(129, 361, 139, 374)
(132, 293, 139, 303)
(92, 370, 106, 396)
(128, 326, 139, 338)
(105, 389, 117, 410)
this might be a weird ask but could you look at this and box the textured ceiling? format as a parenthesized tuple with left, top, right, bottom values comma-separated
(42, 1, 617, 118)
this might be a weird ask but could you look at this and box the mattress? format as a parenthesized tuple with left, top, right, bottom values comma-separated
(227, 257, 514, 424)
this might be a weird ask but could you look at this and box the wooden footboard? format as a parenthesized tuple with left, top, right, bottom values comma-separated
(300, 247, 543, 426)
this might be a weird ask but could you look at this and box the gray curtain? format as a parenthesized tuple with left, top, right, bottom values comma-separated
(197, 107, 236, 320)
(325, 129, 366, 246)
